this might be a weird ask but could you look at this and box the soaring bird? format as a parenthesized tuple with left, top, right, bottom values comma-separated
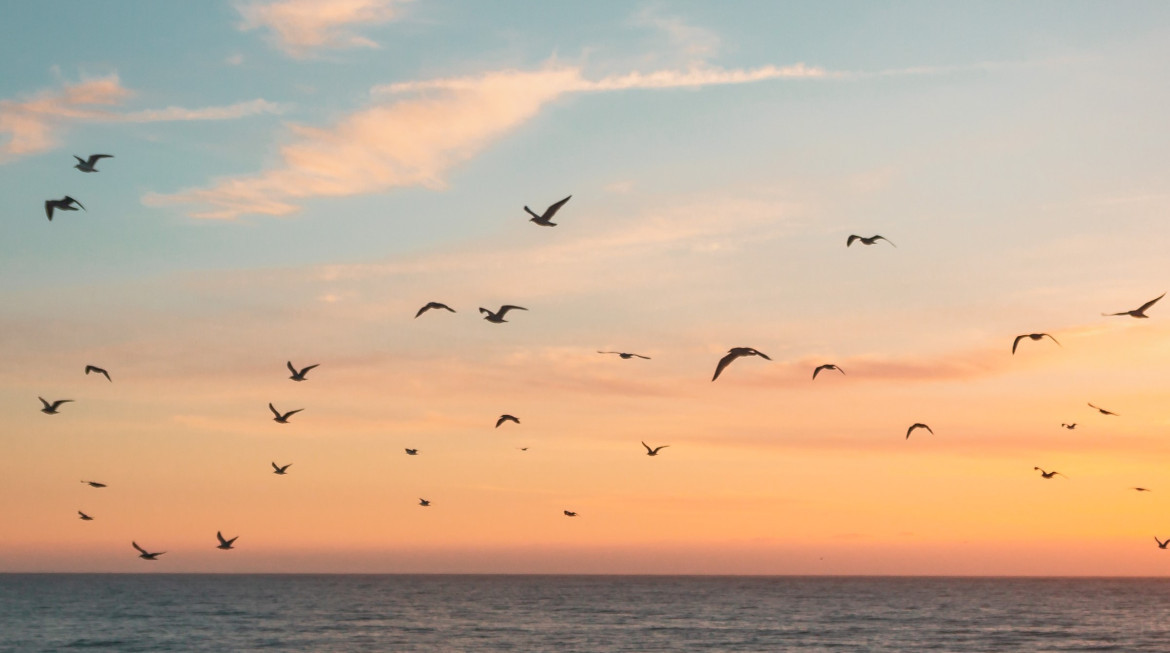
(287, 361, 318, 382)
(712, 347, 771, 381)
(479, 305, 527, 323)
(44, 196, 84, 221)
(1034, 467, 1065, 479)
(132, 542, 164, 560)
(642, 441, 669, 456)
(415, 302, 455, 318)
(405, 448, 418, 456)
(73, 154, 113, 173)
(1088, 403, 1118, 416)
(598, 351, 651, 360)
(39, 397, 73, 414)
(216, 531, 238, 550)
(906, 423, 933, 439)
(78, 511, 94, 521)
(1061, 423, 1076, 430)
(84, 365, 112, 382)
(271, 462, 292, 475)
(563, 510, 578, 517)
(524, 195, 571, 226)
(813, 364, 844, 380)
(1157, 537, 1170, 550)
(1012, 333, 1060, 354)
(1103, 292, 1164, 319)
(846, 234, 896, 247)
(269, 403, 303, 423)
(496, 414, 520, 428)
(1134, 487, 1153, 492)
(418, 498, 431, 507)
(81, 480, 106, 488)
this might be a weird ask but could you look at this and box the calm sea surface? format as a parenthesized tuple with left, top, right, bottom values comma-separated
(1, 575, 1168, 651)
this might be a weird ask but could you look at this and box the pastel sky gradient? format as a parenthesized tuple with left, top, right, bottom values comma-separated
(3, 0, 1170, 575)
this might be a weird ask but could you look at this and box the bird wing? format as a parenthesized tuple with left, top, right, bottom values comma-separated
(642, 441, 651, 453)
(544, 195, 572, 219)
(1137, 292, 1166, 313)
(39, 396, 50, 409)
(269, 403, 280, 417)
(415, 305, 429, 318)
(497, 305, 527, 316)
(1012, 335, 1025, 354)
(52, 399, 73, 409)
(74, 155, 86, 164)
(877, 236, 896, 247)
(284, 409, 304, 418)
(632, 354, 650, 359)
(45, 201, 54, 220)
(286, 361, 297, 375)
(846, 235, 859, 247)
(752, 350, 772, 360)
(132, 542, 147, 555)
(712, 351, 739, 381)
(88, 154, 113, 165)
(64, 196, 85, 210)
(812, 366, 823, 380)
(1157, 537, 1167, 546)
(300, 364, 319, 375)
(272, 462, 280, 471)
(1044, 333, 1061, 346)
(653, 445, 669, 454)
(478, 307, 491, 316)
(217, 531, 227, 545)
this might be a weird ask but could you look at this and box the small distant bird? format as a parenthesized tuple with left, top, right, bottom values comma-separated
(269, 403, 303, 423)
(405, 448, 418, 456)
(906, 423, 933, 439)
(846, 234, 896, 247)
(812, 364, 844, 380)
(1034, 467, 1065, 479)
(1156, 537, 1169, 549)
(524, 195, 571, 226)
(132, 542, 164, 560)
(1012, 333, 1060, 355)
(598, 351, 650, 360)
(479, 305, 527, 323)
(1133, 487, 1152, 492)
(712, 347, 771, 381)
(496, 414, 520, 428)
(73, 154, 113, 173)
(642, 441, 669, 456)
(39, 397, 73, 414)
(563, 510, 577, 517)
(418, 498, 430, 507)
(1088, 403, 1118, 416)
(81, 480, 106, 488)
(415, 302, 456, 318)
(1103, 292, 1164, 319)
(78, 511, 94, 521)
(45, 196, 85, 221)
(271, 462, 291, 475)
(216, 532, 238, 550)
(84, 365, 112, 382)
(517, 447, 529, 451)
(287, 361, 318, 382)
(1061, 423, 1076, 430)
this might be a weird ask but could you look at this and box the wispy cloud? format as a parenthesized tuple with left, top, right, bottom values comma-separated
(236, 0, 409, 57)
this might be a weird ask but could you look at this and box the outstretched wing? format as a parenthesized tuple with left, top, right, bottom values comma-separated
(132, 541, 147, 555)
(712, 351, 738, 381)
(269, 403, 280, 417)
(217, 531, 228, 546)
(45, 201, 55, 221)
(846, 235, 860, 247)
(1137, 292, 1166, 313)
(1043, 333, 1061, 347)
(497, 305, 527, 317)
(544, 195, 571, 219)
(875, 235, 897, 247)
(299, 364, 319, 376)
(1012, 335, 1025, 354)
(87, 154, 113, 165)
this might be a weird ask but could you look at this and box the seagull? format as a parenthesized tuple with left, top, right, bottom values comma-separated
(524, 195, 571, 226)
(269, 403, 303, 423)
(1157, 537, 1170, 550)
(712, 347, 771, 382)
(1133, 487, 1153, 492)
(415, 302, 456, 318)
(642, 441, 669, 456)
(1034, 467, 1065, 479)
(271, 462, 291, 475)
(81, 480, 106, 488)
(73, 154, 113, 173)
(812, 364, 844, 380)
(479, 305, 527, 323)
(132, 542, 165, 560)
(216, 531, 238, 550)
(563, 510, 577, 517)
(39, 397, 73, 414)
(846, 234, 896, 247)
(44, 196, 85, 221)
(496, 414, 520, 428)
(418, 498, 430, 507)
(1061, 423, 1076, 430)
(1088, 403, 1118, 416)
(78, 511, 94, 521)
(1102, 292, 1164, 319)
(405, 448, 418, 455)
(598, 351, 651, 360)
(1012, 333, 1060, 355)
(517, 447, 529, 451)
(287, 361, 318, 382)
(84, 365, 112, 382)
(906, 423, 933, 439)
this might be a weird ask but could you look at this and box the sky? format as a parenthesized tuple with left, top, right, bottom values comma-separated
(2, 0, 1170, 575)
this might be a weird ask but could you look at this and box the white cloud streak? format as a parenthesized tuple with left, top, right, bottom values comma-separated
(236, 0, 410, 57)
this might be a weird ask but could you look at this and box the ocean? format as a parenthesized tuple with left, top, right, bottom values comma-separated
(1, 575, 1168, 651)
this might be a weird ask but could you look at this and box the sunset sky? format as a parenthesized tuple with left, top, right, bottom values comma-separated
(3, 0, 1170, 575)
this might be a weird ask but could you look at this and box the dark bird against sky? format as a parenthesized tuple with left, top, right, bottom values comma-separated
(1157, 537, 1169, 550)
(287, 361, 318, 382)
(44, 196, 84, 221)
(906, 423, 933, 439)
(598, 351, 651, 359)
(563, 510, 577, 517)
(78, 511, 93, 521)
(813, 364, 844, 380)
(132, 541, 164, 560)
(524, 195, 571, 226)
(1061, 423, 1076, 429)
(216, 531, 238, 550)
(419, 498, 431, 507)
(405, 448, 418, 455)
(84, 365, 112, 382)
(269, 403, 303, 423)
(1088, 403, 1118, 416)
(642, 441, 669, 456)
(271, 462, 292, 475)
(1012, 333, 1060, 355)
(81, 480, 106, 488)
(415, 301, 455, 318)
(846, 234, 895, 247)
(1034, 467, 1065, 479)
(39, 397, 73, 414)
(479, 305, 527, 323)
(73, 154, 113, 173)
(1102, 292, 1164, 318)
(712, 347, 771, 382)
(496, 414, 520, 428)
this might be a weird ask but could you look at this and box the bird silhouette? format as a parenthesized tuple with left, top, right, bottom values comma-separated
(598, 351, 650, 360)
(1034, 467, 1065, 479)
(813, 364, 844, 380)
(496, 414, 520, 428)
(78, 511, 94, 521)
(1133, 487, 1152, 492)
(287, 361, 318, 382)
(846, 234, 895, 247)
(271, 462, 292, 475)
(39, 397, 73, 414)
(45, 196, 84, 221)
(906, 423, 933, 439)
(84, 365, 112, 382)
(416, 302, 456, 318)
(1103, 292, 1164, 318)
(216, 532, 238, 550)
(405, 448, 418, 455)
(1157, 537, 1170, 549)
(132, 542, 164, 560)
(1088, 403, 1118, 416)
(418, 498, 431, 507)
(479, 305, 527, 323)
(73, 154, 113, 173)
(81, 480, 106, 488)
(269, 403, 303, 423)
(1061, 423, 1076, 430)
(1012, 333, 1060, 355)
(642, 441, 669, 456)
(524, 195, 571, 226)
(563, 510, 577, 517)
(712, 347, 771, 381)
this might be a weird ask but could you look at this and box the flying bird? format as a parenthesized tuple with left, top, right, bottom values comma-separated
(271, 462, 292, 475)
(73, 154, 113, 173)
(84, 365, 112, 382)
(517, 447, 529, 451)
(1088, 403, 1118, 416)
(81, 480, 106, 488)
(44, 196, 84, 221)
(1012, 333, 1060, 355)
(812, 364, 844, 380)
(1157, 537, 1170, 550)
(418, 498, 431, 507)
(563, 510, 578, 517)
(1061, 423, 1076, 430)
(712, 347, 771, 382)
(78, 511, 94, 521)
(269, 403, 303, 423)
(39, 397, 73, 414)
(216, 531, 238, 550)
(598, 351, 651, 360)
(405, 448, 418, 456)
(496, 414, 520, 428)
(415, 302, 456, 318)
(132, 542, 165, 560)
(287, 361, 318, 382)
(524, 195, 571, 226)
(906, 423, 933, 439)
(1034, 467, 1065, 479)
(1102, 292, 1164, 319)
(642, 441, 669, 456)
(479, 305, 527, 323)
(1133, 487, 1153, 492)
(846, 234, 896, 247)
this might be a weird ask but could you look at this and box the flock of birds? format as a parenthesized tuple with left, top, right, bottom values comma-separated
(32, 155, 1170, 561)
